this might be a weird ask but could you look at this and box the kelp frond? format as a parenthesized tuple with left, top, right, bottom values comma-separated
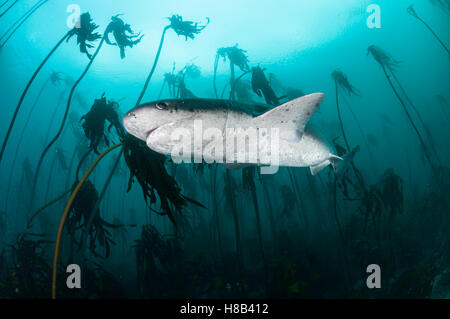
(67, 180, 121, 258)
(182, 63, 201, 78)
(49, 71, 64, 85)
(66, 12, 101, 59)
(367, 45, 399, 71)
(217, 44, 250, 72)
(168, 14, 209, 40)
(407, 5, 420, 19)
(331, 69, 360, 96)
(105, 15, 143, 59)
(122, 134, 204, 225)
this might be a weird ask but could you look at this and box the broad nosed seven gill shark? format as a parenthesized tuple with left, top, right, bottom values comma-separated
(122, 93, 342, 175)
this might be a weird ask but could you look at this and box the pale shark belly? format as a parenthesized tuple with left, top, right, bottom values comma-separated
(147, 112, 329, 169)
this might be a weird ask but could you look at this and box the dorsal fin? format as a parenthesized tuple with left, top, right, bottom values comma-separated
(251, 93, 324, 143)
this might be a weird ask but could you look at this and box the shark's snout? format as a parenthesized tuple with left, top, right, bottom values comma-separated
(122, 110, 143, 140)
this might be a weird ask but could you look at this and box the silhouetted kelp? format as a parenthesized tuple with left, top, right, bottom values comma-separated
(0, 1, 49, 48)
(0, 0, 18, 18)
(0, 233, 52, 298)
(160, 63, 201, 99)
(331, 69, 360, 152)
(250, 66, 280, 105)
(0, 10, 96, 168)
(80, 93, 125, 155)
(134, 224, 182, 297)
(4, 72, 64, 217)
(122, 134, 204, 225)
(136, 14, 208, 105)
(66, 12, 102, 59)
(67, 180, 120, 259)
(367, 45, 440, 178)
(436, 94, 450, 123)
(242, 166, 267, 294)
(214, 44, 250, 99)
(1, 3, 448, 300)
(408, 5, 449, 55)
(32, 14, 142, 207)
(105, 14, 143, 59)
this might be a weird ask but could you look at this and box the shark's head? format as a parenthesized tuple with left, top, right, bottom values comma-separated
(123, 100, 191, 141)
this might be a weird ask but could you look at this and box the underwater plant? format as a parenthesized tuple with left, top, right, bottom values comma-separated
(135, 14, 208, 105)
(250, 66, 280, 105)
(32, 14, 141, 207)
(66, 12, 102, 59)
(0, 11, 100, 169)
(134, 224, 183, 297)
(160, 71, 178, 98)
(407, 5, 449, 55)
(223, 170, 244, 274)
(0, 0, 18, 19)
(2, 233, 53, 298)
(429, 0, 450, 14)
(0, 0, 49, 48)
(122, 134, 204, 225)
(390, 263, 437, 298)
(280, 185, 297, 218)
(331, 70, 360, 152)
(160, 63, 201, 99)
(242, 167, 266, 270)
(66, 180, 120, 259)
(175, 63, 201, 98)
(104, 14, 143, 59)
(0, 0, 11, 10)
(367, 45, 439, 178)
(3, 72, 63, 214)
(214, 44, 250, 99)
(80, 93, 125, 155)
(436, 94, 450, 123)
(377, 169, 404, 217)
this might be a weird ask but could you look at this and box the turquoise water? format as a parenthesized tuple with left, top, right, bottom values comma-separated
(0, 0, 449, 298)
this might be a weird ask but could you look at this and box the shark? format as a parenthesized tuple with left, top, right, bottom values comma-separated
(122, 93, 342, 175)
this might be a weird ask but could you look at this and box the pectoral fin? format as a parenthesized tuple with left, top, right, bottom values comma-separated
(310, 160, 331, 176)
(309, 154, 343, 176)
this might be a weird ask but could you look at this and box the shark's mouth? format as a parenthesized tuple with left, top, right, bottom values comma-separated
(145, 126, 159, 139)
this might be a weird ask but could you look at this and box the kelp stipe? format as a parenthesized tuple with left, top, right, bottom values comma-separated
(0, 0, 18, 19)
(32, 14, 138, 208)
(436, 94, 450, 123)
(3, 72, 63, 215)
(242, 166, 268, 295)
(429, 0, 450, 14)
(407, 5, 449, 55)
(0, 0, 49, 48)
(367, 45, 439, 178)
(331, 69, 359, 152)
(52, 143, 122, 299)
(136, 14, 208, 105)
(213, 44, 249, 99)
(0, 31, 70, 167)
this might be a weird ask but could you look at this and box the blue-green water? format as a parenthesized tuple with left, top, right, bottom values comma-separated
(0, 0, 449, 298)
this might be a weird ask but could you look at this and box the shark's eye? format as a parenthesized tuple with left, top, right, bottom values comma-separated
(156, 102, 168, 110)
